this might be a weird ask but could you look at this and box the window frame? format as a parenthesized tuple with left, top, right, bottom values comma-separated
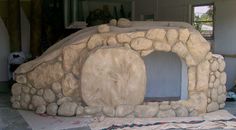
(191, 3, 215, 40)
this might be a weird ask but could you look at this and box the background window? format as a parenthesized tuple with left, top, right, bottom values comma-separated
(192, 4, 214, 39)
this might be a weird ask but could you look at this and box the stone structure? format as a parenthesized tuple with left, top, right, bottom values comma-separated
(11, 19, 227, 118)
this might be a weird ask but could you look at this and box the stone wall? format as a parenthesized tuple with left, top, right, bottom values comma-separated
(11, 19, 227, 118)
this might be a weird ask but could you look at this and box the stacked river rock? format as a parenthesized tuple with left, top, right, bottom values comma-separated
(11, 18, 227, 118)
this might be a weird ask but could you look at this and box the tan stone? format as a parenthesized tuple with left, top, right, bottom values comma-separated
(157, 109, 176, 118)
(172, 41, 188, 58)
(141, 49, 154, 57)
(188, 67, 196, 91)
(153, 41, 171, 52)
(209, 82, 214, 88)
(209, 75, 216, 83)
(109, 19, 117, 26)
(30, 88, 36, 95)
(21, 94, 31, 104)
(159, 104, 171, 110)
(134, 105, 158, 118)
(102, 106, 115, 117)
(27, 62, 64, 89)
(116, 33, 131, 43)
(219, 103, 225, 109)
(130, 38, 152, 51)
(87, 34, 104, 49)
(218, 85, 224, 95)
(12, 83, 23, 96)
(12, 101, 21, 109)
(52, 82, 62, 94)
(219, 60, 226, 72)
(37, 89, 44, 96)
(210, 60, 219, 72)
(22, 86, 30, 93)
(196, 60, 210, 91)
(217, 94, 226, 103)
(62, 73, 79, 96)
(62, 43, 86, 71)
(213, 79, 220, 88)
(124, 43, 131, 49)
(206, 52, 213, 60)
(36, 105, 46, 114)
(84, 106, 102, 115)
(179, 29, 190, 43)
(211, 88, 218, 101)
(98, 24, 110, 33)
(32, 95, 46, 107)
(220, 72, 227, 85)
(187, 33, 210, 64)
(15, 75, 27, 84)
(43, 89, 55, 103)
(107, 36, 118, 46)
(81, 48, 146, 107)
(116, 105, 134, 117)
(128, 31, 145, 39)
(185, 54, 197, 66)
(183, 92, 207, 114)
(117, 18, 131, 28)
(47, 103, 58, 116)
(146, 28, 166, 41)
(215, 71, 221, 78)
(166, 29, 178, 46)
(58, 102, 77, 116)
(57, 97, 72, 105)
(76, 106, 84, 116)
(175, 107, 188, 117)
(207, 102, 219, 112)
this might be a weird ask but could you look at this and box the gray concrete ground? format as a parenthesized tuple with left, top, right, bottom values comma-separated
(0, 93, 236, 130)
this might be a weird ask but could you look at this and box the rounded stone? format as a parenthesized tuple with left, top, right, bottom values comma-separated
(215, 71, 221, 78)
(219, 60, 226, 72)
(37, 89, 44, 96)
(117, 18, 131, 28)
(61, 73, 79, 97)
(159, 104, 171, 110)
(22, 94, 31, 103)
(134, 105, 158, 118)
(43, 89, 55, 103)
(166, 29, 178, 46)
(84, 106, 102, 115)
(115, 105, 134, 117)
(15, 75, 27, 84)
(58, 102, 77, 116)
(157, 109, 176, 118)
(98, 24, 110, 33)
(107, 37, 118, 46)
(109, 19, 117, 26)
(81, 47, 146, 107)
(52, 82, 62, 94)
(220, 72, 227, 85)
(219, 103, 225, 109)
(102, 106, 115, 117)
(146, 28, 166, 41)
(12, 101, 21, 109)
(11, 83, 23, 96)
(22, 86, 30, 93)
(57, 97, 72, 105)
(36, 105, 46, 114)
(46, 103, 58, 116)
(30, 88, 37, 94)
(32, 95, 46, 107)
(116, 33, 131, 43)
(175, 107, 188, 117)
(211, 88, 218, 101)
(207, 102, 219, 112)
(213, 78, 220, 88)
(217, 94, 226, 103)
(211, 60, 219, 71)
(179, 28, 190, 43)
(76, 106, 84, 116)
(130, 38, 152, 51)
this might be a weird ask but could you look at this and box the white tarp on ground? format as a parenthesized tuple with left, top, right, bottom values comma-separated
(19, 110, 236, 130)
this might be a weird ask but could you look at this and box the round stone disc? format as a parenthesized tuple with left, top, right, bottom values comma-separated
(81, 47, 146, 107)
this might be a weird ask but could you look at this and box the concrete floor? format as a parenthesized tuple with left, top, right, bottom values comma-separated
(0, 92, 236, 130)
